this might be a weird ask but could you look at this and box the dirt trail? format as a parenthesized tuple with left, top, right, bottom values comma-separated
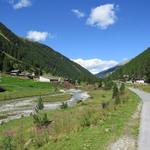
(130, 88, 150, 150)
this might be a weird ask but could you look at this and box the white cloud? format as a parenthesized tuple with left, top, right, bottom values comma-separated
(72, 58, 118, 74)
(26, 31, 49, 42)
(13, 0, 31, 9)
(87, 4, 118, 29)
(71, 9, 85, 18)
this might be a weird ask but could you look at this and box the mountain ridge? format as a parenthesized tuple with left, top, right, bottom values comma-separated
(96, 60, 129, 78)
(109, 47, 150, 82)
(0, 22, 99, 83)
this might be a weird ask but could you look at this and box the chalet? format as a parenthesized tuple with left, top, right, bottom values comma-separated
(39, 76, 50, 82)
(10, 70, 20, 76)
(28, 73, 36, 79)
(126, 81, 133, 84)
(64, 78, 73, 83)
(19, 71, 30, 77)
(50, 78, 59, 83)
(135, 80, 145, 84)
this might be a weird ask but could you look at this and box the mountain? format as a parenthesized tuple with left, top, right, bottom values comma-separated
(0, 23, 99, 83)
(96, 60, 129, 78)
(109, 48, 150, 82)
(96, 66, 120, 78)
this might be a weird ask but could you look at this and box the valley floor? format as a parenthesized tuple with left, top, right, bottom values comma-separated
(0, 87, 140, 150)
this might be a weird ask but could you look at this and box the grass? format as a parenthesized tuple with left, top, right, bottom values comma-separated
(0, 88, 140, 150)
(134, 84, 150, 93)
(43, 89, 140, 150)
(41, 94, 72, 103)
(0, 75, 55, 101)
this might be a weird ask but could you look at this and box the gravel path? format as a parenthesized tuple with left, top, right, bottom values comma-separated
(129, 88, 150, 150)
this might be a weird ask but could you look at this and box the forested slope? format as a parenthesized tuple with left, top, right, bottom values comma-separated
(110, 48, 150, 82)
(0, 23, 98, 83)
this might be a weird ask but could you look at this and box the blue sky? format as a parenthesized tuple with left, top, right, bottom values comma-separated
(0, 0, 150, 73)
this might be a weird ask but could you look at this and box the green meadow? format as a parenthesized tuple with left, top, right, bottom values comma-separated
(0, 75, 55, 101)
(0, 87, 140, 150)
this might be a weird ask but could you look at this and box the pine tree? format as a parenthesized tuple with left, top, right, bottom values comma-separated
(112, 83, 121, 105)
(112, 83, 119, 99)
(120, 83, 125, 95)
(115, 94, 120, 105)
(36, 96, 44, 111)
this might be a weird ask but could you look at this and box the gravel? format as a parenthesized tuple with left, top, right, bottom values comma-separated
(130, 88, 150, 150)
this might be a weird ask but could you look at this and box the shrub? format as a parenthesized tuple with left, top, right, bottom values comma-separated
(120, 83, 125, 95)
(2, 130, 14, 150)
(80, 109, 92, 127)
(103, 80, 113, 90)
(77, 100, 82, 104)
(112, 83, 121, 105)
(60, 102, 68, 109)
(0, 86, 6, 92)
(2, 136, 13, 150)
(36, 97, 44, 111)
(101, 101, 109, 109)
(33, 113, 51, 127)
(112, 83, 119, 99)
(115, 95, 120, 105)
(102, 94, 106, 98)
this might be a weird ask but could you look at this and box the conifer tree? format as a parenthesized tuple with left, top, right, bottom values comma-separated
(120, 83, 125, 95)
(112, 83, 121, 105)
(36, 96, 44, 111)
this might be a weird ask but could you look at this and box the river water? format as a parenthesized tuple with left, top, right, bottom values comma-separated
(0, 89, 90, 124)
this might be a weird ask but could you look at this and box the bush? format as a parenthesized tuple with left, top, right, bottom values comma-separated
(2, 136, 13, 150)
(36, 97, 44, 111)
(77, 100, 82, 104)
(80, 114, 91, 127)
(112, 83, 119, 99)
(101, 101, 109, 109)
(115, 95, 120, 105)
(103, 80, 113, 90)
(60, 102, 68, 109)
(2, 130, 14, 150)
(120, 83, 125, 95)
(80, 109, 92, 127)
(112, 83, 121, 105)
(0, 86, 6, 92)
(33, 113, 51, 127)
(102, 94, 106, 98)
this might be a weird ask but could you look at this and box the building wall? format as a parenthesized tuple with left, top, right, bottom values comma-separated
(39, 76, 50, 82)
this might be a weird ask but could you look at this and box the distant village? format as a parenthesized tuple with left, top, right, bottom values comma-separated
(120, 74, 146, 85)
(9, 69, 74, 85)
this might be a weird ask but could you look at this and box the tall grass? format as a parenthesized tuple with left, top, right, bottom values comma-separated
(0, 89, 139, 149)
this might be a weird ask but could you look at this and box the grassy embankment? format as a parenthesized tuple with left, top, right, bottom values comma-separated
(135, 84, 150, 93)
(0, 86, 140, 150)
(0, 75, 71, 101)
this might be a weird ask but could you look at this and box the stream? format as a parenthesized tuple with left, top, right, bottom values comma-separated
(0, 89, 90, 124)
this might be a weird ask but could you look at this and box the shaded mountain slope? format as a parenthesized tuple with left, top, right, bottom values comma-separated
(0, 23, 98, 83)
(110, 48, 150, 82)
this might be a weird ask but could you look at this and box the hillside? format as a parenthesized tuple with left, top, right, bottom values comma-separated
(110, 47, 150, 82)
(96, 60, 129, 78)
(0, 23, 98, 83)
(96, 65, 120, 78)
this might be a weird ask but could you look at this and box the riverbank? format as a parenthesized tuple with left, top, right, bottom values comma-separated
(0, 89, 89, 124)
(0, 88, 140, 149)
